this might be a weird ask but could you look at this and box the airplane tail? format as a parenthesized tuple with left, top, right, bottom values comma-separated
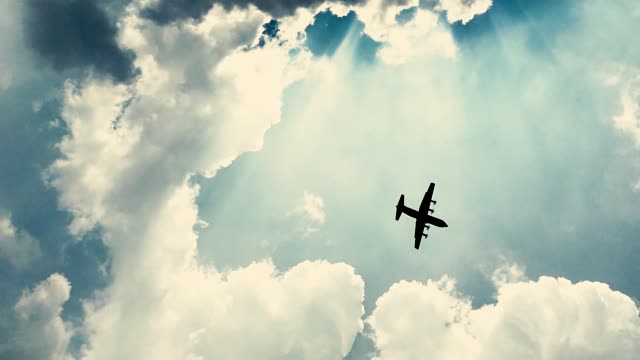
(395, 194, 404, 220)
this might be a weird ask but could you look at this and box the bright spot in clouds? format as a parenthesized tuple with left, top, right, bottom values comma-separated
(613, 77, 640, 146)
(287, 191, 327, 236)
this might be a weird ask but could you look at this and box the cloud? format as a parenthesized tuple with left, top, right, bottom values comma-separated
(285, 191, 327, 237)
(0, 5, 114, 345)
(46, 3, 300, 237)
(141, 0, 462, 65)
(298, 191, 327, 225)
(24, 0, 139, 83)
(612, 69, 640, 146)
(29, 0, 640, 358)
(41, 4, 364, 358)
(367, 273, 640, 360)
(0, 213, 41, 270)
(73, 182, 364, 359)
(435, 0, 492, 24)
(377, 7, 457, 64)
(490, 261, 527, 288)
(1, 274, 74, 360)
(305, 9, 382, 64)
(192, 0, 640, 319)
(316, 0, 457, 65)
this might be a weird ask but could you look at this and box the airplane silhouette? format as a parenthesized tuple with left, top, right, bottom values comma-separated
(395, 182, 448, 249)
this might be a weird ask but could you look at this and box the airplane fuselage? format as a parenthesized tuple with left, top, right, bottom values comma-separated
(395, 182, 448, 249)
(397, 206, 448, 228)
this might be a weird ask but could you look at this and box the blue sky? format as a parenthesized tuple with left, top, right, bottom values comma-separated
(1, 0, 639, 359)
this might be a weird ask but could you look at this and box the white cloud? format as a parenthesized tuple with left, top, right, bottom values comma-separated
(75, 183, 364, 360)
(1, 2, 636, 360)
(10, 274, 74, 360)
(258, 0, 458, 66)
(43, 3, 364, 359)
(300, 191, 327, 224)
(181, 260, 364, 360)
(367, 276, 477, 360)
(601, 64, 640, 191)
(490, 261, 527, 288)
(351, 0, 458, 64)
(378, 8, 457, 64)
(47, 3, 311, 237)
(286, 191, 327, 236)
(0, 213, 41, 270)
(612, 72, 640, 145)
(367, 274, 640, 360)
(40, 1, 640, 359)
(436, 0, 493, 24)
(356, 0, 422, 42)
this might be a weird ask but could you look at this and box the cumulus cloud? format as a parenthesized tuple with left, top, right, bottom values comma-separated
(2, 274, 74, 360)
(37, 0, 640, 359)
(377, 7, 457, 64)
(325, 0, 458, 65)
(0, 213, 41, 270)
(73, 180, 364, 359)
(0, 1, 636, 360)
(436, 0, 492, 24)
(25, 0, 139, 82)
(47, 3, 306, 237)
(367, 274, 640, 360)
(42, 3, 364, 358)
(83, 258, 364, 359)
(136, 0, 482, 66)
(141, 0, 466, 66)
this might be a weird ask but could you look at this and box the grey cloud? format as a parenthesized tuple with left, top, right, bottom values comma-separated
(0, 214, 41, 270)
(0, 274, 72, 360)
(25, 0, 139, 83)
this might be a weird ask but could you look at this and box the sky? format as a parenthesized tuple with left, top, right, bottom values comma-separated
(0, 0, 639, 359)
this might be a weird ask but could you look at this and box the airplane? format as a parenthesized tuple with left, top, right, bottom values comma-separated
(395, 182, 448, 249)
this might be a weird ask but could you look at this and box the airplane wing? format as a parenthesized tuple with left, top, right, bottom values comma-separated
(418, 182, 435, 214)
(414, 218, 427, 249)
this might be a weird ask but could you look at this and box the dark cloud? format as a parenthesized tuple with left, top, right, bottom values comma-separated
(141, 0, 365, 24)
(25, 0, 139, 83)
